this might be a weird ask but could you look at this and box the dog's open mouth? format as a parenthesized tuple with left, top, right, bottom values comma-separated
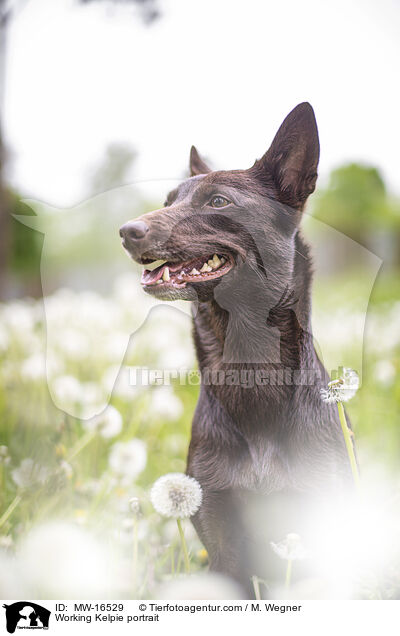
(141, 253, 234, 289)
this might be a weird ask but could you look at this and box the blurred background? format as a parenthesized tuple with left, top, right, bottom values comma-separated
(0, 0, 400, 599)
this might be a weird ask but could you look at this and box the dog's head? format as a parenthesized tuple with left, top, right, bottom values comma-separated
(120, 102, 319, 302)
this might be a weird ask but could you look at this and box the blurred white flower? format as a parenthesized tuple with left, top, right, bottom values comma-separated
(84, 405, 123, 439)
(21, 354, 46, 381)
(374, 360, 396, 387)
(270, 533, 307, 561)
(151, 473, 202, 519)
(320, 368, 359, 404)
(11, 458, 49, 489)
(18, 521, 122, 598)
(108, 439, 147, 482)
(0, 446, 10, 466)
(59, 460, 73, 480)
(156, 572, 244, 600)
(149, 386, 183, 421)
(129, 497, 142, 516)
(52, 375, 85, 405)
(57, 328, 90, 360)
(21, 352, 62, 381)
(2, 303, 36, 333)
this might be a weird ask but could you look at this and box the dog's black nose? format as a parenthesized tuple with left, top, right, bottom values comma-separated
(119, 220, 149, 241)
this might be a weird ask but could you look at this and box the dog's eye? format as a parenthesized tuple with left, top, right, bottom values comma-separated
(210, 196, 230, 208)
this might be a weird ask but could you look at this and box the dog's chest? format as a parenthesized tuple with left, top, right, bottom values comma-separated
(231, 433, 293, 492)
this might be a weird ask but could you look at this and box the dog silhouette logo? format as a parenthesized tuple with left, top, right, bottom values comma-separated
(2, 602, 50, 634)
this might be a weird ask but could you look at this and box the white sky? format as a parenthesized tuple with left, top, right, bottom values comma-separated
(4, 0, 400, 207)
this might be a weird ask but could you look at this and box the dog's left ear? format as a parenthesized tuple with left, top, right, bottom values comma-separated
(189, 146, 211, 176)
(251, 102, 320, 210)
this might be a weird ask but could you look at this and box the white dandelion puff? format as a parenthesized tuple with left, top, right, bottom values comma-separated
(11, 458, 49, 489)
(52, 375, 85, 405)
(0, 446, 9, 464)
(59, 460, 73, 480)
(270, 532, 308, 561)
(84, 405, 123, 439)
(129, 497, 142, 516)
(150, 473, 202, 519)
(21, 352, 62, 381)
(108, 439, 147, 482)
(320, 368, 359, 404)
(18, 521, 122, 597)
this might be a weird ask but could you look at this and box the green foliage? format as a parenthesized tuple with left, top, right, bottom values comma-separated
(311, 163, 400, 238)
(9, 196, 42, 275)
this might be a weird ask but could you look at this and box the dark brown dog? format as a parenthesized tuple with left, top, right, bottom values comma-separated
(120, 103, 353, 595)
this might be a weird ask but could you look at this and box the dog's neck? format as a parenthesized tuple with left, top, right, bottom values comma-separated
(193, 232, 316, 378)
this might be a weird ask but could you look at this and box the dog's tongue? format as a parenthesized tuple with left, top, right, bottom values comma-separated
(141, 263, 166, 285)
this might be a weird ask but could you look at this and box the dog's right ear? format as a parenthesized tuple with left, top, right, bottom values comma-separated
(189, 146, 211, 176)
(250, 102, 320, 210)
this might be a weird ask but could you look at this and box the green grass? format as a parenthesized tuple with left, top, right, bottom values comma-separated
(0, 269, 399, 599)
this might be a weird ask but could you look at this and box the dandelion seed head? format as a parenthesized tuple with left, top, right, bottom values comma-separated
(150, 473, 202, 519)
(270, 532, 307, 561)
(108, 439, 147, 482)
(320, 368, 359, 404)
(11, 458, 49, 489)
(85, 405, 123, 439)
(129, 497, 142, 516)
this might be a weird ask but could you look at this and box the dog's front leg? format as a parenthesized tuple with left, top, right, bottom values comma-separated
(190, 487, 255, 598)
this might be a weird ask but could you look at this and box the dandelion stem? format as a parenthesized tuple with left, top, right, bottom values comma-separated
(285, 558, 292, 589)
(170, 545, 175, 576)
(337, 401, 360, 489)
(252, 575, 261, 600)
(176, 518, 190, 574)
(0, 493, 22, 530)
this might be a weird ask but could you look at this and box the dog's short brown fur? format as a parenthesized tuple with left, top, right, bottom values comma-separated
(120, 103, 353, 595)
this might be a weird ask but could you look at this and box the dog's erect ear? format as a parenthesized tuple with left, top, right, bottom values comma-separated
(251, 102, 320, 209)
(189, 145, 211, 176)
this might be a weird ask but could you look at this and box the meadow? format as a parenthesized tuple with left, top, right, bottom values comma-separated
(0, 258, 399, 599)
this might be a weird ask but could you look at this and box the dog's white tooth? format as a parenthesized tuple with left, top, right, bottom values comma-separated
(207, 259, 214, 268)
(220, 256, 226, 264)
(212, 254, 221, 268)
(206, 265, 213, 272)
(156, 279, 163, 285)
(162, 266, 170, 282)
(200, 262, 209, 273)
(190, 268, 200, 275)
